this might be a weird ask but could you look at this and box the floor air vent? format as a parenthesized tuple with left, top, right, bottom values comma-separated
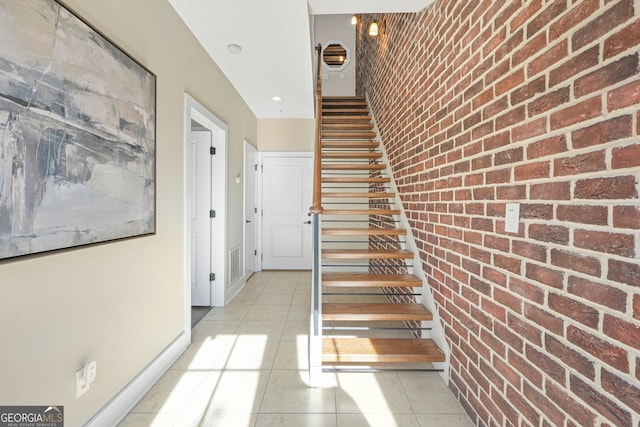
(229, 246, 241, 284)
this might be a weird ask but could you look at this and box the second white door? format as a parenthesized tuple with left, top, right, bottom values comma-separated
(261, 156, 313, 270)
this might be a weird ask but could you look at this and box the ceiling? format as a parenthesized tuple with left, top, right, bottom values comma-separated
(168, 0, 434, 119)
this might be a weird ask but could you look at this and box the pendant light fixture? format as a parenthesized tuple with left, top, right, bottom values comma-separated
(369, 21, 379, 37)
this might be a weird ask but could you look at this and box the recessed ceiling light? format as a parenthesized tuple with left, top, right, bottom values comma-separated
(227, 43, 242, 54)
(272, 96, 282, 102)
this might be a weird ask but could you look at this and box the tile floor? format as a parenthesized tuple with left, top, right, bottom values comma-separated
(119, 271, 474, 427)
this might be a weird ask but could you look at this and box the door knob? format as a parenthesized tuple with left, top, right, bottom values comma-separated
(303, 220, 312, 224)
(246, 220, 252, 223)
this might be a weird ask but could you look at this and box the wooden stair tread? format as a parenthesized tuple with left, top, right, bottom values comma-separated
(323, 249, 413, 259)
(322, 338, 445, 363)
(322, 141, 378, 149)
(322, 177, 390, 183)
(323, 103, 368, 108)
(322, 228, 406, 235)
(322, 96, 366, 101)
(322, 163, 385, 170)
(322, 131, 377, 139)
(322, 208, 400, 215)
(323, 116, 372, 123)
(323, 303, 433, 321)
(322, 192, 395, 198)
(323, 101, 368, 106)
(322, 109, 370, 116)
(323, 123, 374, 130)
(323, 273, 421, 287)
(322, 152, 382, 159)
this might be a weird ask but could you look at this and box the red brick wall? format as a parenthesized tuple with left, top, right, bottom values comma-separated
(357, 1, 640, 425)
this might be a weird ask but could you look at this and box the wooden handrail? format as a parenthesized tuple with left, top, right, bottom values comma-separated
(310, 43, 324, 214)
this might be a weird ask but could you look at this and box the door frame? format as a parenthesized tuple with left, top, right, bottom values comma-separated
(257, 151, 313, 271)
(243, 140, 259, 277)
(183, 94, 228, 334)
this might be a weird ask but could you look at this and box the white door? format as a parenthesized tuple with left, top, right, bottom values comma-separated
(262, 156, 313, 270)
(244, 143, 258, 277)
(191, 130, 212, 306)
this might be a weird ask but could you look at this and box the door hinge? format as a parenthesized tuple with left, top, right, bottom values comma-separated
(210, 210, 216, 218)
(209, 273, 215, 281)
(210, 146, 216, 155)
(254, 207, 257, 214)
(254, 164, 258, 171)
(254, 250, 257, 255)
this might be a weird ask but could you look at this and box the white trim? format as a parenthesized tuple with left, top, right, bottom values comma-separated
(85, 333, 189, 427)
(184, 93, 229, 314)
(321, 40, 351, 72)
(243, 141, 259, 275)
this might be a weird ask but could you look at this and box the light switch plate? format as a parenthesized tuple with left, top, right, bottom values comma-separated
(505, 203, 520, 233)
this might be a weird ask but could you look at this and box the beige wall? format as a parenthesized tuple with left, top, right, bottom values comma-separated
(258, 118, 315, 151)
(0, 1, 256, 425)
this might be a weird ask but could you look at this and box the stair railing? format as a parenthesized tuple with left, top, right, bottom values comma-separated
(309, 43, 323, 386)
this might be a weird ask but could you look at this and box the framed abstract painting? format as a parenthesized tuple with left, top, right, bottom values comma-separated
(0, 0, 156, 260)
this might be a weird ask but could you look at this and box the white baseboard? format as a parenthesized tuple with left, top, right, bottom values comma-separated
(225, 275, 248, 304)
(85, 332, 190, 427)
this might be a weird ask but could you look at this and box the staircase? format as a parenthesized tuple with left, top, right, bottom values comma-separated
(315, 96, 446, 370)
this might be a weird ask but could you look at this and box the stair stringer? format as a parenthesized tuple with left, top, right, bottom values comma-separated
(366, 99, 450, 383)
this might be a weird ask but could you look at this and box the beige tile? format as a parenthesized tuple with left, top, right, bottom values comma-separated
(337, 413, 420, 427)
(228, 293, 261, 306)
(236, 320, 285, 339)
(244, 305, 290, 321)
(259, 370, 337, 413)
(191, 320, 240, 341)
(266, 271, 300, 285)
(260, 283, 298, 294)
(174, 412, 257, 427)
(253, 292, 294, 306)
(397, 372, 466, 414)
(204, 305, 250, 321)
(397, 371, 449, 391)
(131, 370, 206, 414)
(416, 414, 475, 427)
(182, 370, 269, 414)
(287, 304, 310, 321)
(255, 413, 336, 427)
(211, 335, 279, 370)
(171, 335, 237, 370)
(117, 413, 177, 426)
(291, 290, 311, 305)
(335, 372, 413, 414)
(273, 338, 308, 370)
(281, 320, 309, 341)
(297, 271, 312, 285)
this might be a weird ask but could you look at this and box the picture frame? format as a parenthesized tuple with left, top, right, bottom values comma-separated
(0, 0, 156, 260)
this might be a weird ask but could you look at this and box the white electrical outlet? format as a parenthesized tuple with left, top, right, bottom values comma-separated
(75, 361, 97, 399)
(505, 203, 520, 233)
